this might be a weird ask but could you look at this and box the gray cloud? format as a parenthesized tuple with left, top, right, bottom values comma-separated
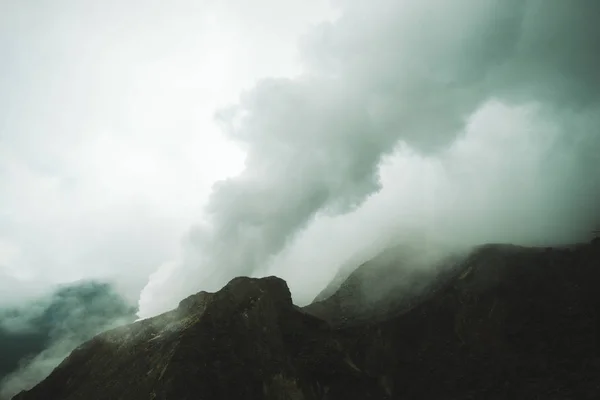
(139, 0, 600, 316)
(264, 100, 599, 304)
(0, 0, 334, 310)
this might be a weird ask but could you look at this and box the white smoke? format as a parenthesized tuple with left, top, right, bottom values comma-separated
(138, 0, 600, 317)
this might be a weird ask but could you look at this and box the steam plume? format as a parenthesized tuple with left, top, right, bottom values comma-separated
(138, 0, 600, 317)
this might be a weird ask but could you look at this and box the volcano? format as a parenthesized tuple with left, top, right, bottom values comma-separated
(13, 239, 600, 399)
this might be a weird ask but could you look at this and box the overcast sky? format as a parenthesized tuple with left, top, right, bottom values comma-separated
(0, 0, 336, 305)
(2, 0, 599, 319)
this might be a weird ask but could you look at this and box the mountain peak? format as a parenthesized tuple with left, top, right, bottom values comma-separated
(14, 276, 383, 400)
(13, 240, 600, 399)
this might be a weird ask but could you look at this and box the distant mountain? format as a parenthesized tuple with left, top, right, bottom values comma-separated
(0, 282, 136, 399)
(13, 239, 600, 399)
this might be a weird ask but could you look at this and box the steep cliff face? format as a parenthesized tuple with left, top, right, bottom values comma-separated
(13, 240, 600, 400)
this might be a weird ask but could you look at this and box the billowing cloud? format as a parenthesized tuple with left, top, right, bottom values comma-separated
(0, 0, 334, 304)
(138, 0, 600, 317)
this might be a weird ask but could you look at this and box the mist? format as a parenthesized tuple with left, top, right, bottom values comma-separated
(1, 0, 597, 326)
(138, 0, 600, 317)
(0, 281, 136, 399)
(0, 0, 336, 311)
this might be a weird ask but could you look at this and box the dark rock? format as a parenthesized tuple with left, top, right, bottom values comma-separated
(327, 241, 600, 399)
(13, 239, 600, 399)
(13, 276, 384, 400)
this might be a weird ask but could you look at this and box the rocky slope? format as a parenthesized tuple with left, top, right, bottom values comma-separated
(318, 241, 600, 399)
(13, 239, 600, 399)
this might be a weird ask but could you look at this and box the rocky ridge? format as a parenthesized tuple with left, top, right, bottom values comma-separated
(13, 238, 600, 399)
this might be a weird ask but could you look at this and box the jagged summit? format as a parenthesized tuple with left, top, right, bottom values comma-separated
(14, 276, 384, 400)
(13, 240, 600, 399)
